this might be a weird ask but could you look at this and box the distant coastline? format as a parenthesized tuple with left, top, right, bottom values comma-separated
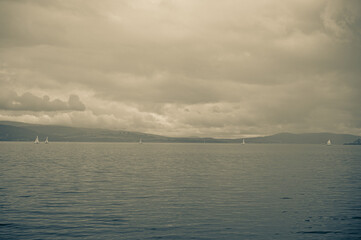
(1, 121, 360, 144)
(344, 138, 361, 145)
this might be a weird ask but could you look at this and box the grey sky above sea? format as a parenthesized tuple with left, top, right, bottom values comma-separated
(0, 0, 360, 138)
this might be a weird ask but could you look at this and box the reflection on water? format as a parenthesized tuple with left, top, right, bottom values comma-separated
(1, 142, 361, 239)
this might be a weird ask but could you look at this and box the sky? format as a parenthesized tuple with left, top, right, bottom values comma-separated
(0, 0, 360, 138)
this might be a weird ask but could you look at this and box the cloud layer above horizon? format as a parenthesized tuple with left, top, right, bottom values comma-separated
(0, 0, 360, 137)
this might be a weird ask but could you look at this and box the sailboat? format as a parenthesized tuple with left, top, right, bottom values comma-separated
(326, 139, 332, 146)
(139, 138, 142, 144)
(242, 139, 245, 144)
(45, 137, 49, 144)
(34, 136, 39, 144)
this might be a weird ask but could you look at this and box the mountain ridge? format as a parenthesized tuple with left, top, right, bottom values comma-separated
(0, 121, 360, 144)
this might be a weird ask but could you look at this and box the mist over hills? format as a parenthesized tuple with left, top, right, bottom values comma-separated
(0, 121, 360, 144)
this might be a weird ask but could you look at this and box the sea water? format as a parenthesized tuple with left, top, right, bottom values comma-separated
(0, 142, 360, 239)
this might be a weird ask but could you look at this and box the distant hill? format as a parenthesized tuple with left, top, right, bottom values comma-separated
(0, 121, 360, 144)
(244, 132, 360, 145)
(0, 121, 170, 143)
(0, 125, 39, 141)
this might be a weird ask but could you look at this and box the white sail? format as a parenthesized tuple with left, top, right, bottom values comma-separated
(242, 139, 245, 144)
(139, 138, 142, 144)
(45, 137, 48, 144)
(34, 136, 39, 144)
(327, 139, 331, 145)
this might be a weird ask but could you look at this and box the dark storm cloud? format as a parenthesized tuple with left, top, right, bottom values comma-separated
(0, 0, 360, 137)
(0, 90, 85, 111)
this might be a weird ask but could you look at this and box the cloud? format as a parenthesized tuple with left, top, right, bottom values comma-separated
(322, 0, 361, 40)
(0, 89, 85, 111)
(0, 0, 360, 137)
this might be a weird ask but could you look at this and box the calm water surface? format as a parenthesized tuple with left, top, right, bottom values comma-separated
(1, 142, 361, 239)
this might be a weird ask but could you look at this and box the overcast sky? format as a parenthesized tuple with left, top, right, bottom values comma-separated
(0, 0, 360, 138)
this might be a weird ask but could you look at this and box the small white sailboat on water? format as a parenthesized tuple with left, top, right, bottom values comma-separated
(34, 136, 39, 144)
(242, 139, 245, 144)
(45, 137, 48, 144)
(139, 138, 142, 144)
(326, 139, 332, 146)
